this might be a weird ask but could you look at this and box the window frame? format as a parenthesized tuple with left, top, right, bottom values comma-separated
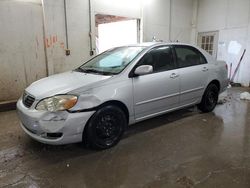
(173, 45, 208, 69)
(129, 45, 177, 77)
(197, 31, 219, 58)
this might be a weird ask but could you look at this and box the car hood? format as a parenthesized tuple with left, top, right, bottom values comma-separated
(25, 71, 112, 99)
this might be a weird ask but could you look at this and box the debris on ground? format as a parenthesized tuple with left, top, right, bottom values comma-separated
(217, 98, 228, 105)
(217, 91, 232, 105)
(230, 82, 242, 87)
(240, 92, 250, 100)
(176, 176, 194, 188)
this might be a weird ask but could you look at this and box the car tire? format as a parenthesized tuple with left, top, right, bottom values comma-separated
(198, 83, 219, 113)
(83, 105, 126, 150)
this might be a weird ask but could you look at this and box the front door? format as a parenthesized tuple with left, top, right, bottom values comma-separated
(132, 46, 180, 121)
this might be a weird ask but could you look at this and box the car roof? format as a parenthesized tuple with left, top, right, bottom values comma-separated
(121, 42, 214, 62)
(124, 42, 198, 48)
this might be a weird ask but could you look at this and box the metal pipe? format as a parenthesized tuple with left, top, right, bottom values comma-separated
(137, 19, 141, 43)
(64, 0, 69, 50)
(41, 0, 49, 76)
(191, 0, 198, 45)
(169, 0, 172, 42)
(88, 0, 93, 56)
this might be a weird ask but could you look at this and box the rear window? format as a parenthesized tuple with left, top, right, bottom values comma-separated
(175, 46, 207, 68)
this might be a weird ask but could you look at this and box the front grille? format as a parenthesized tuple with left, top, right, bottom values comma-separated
(46, 133, 63, 139)
(23, 93, 35, 108)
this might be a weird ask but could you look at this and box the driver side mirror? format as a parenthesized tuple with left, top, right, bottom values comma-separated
(134, 65, 153, 76)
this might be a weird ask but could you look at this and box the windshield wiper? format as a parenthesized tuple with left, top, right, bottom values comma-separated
(79, 68, 114, 75)
(109, 65, 122, 69)
(75, 67, 85, 72)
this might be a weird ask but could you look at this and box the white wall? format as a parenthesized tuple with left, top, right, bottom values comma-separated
(0, 0, 47, 102)
(143, 0, 194, 43)
(0, 0, 195, 102)
(93, 0, 142, 18)
(143, 0, 170, 42)
(42, 0, 90, 74)
(170, 0, 194, 43)
(42, 0, 195, 75)
(42, 0, 66, 74)
(43, 0, 143, 75)
(41, 0, 250, 87)
(197, 0, 250, 86)
(2, 0, 250, 103)
(43, 0, 197, 74)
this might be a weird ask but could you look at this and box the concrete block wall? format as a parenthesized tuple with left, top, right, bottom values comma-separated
(0, 0, 47, 102)
(43, 0, 142, 76)
(143, 0, 194, 43)
(0, 0, 197, 102)
(197, 0, 250, 86)
(44, 0, 195, 75)
(6, 0, 250, 103)
(170, 0, 194, 43)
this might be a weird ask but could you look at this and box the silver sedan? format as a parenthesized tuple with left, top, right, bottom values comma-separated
(17, 43, 228, 149)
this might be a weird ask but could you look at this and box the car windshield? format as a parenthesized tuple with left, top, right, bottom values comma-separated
(77, 46, 145, 75)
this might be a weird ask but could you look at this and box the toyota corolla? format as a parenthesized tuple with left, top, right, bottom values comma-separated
(17, 43, 228, 149)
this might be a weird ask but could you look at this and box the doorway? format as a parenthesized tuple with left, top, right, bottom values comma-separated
(95, 14, 140, 53)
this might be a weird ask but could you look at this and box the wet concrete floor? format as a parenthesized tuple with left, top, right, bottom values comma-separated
(1, 87, 250, 188)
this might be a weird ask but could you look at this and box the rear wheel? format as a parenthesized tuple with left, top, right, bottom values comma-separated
(198, 83, 219, 112)
(84, 105, 126, 150)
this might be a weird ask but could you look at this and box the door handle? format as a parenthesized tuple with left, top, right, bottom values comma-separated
(170, 73, 179, 79)
(202, 67, 209, 72)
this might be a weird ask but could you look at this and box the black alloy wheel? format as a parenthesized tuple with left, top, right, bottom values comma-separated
(84, 105, 126, 149)
(198, 83, 219, 112)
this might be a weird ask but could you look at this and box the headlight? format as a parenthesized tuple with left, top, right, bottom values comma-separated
(36, 95, 78, 112)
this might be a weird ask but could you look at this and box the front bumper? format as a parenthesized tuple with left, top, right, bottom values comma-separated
(16, 99, 95, 145)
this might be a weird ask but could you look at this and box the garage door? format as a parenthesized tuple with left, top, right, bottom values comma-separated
(0, 0, 47, 102)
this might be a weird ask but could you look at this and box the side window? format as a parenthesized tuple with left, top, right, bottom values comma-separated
(137, 46, 175, 72)
(175, 46, 207, 68)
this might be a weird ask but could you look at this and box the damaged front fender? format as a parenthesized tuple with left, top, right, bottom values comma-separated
(68, 93, 102, 112)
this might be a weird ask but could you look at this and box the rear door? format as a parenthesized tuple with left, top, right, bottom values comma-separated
(132, 46, 180, 121)
(173, 45, 209, 106)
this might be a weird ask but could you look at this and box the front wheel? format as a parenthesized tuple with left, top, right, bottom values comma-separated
(198, 84, 219, 113)
(84, 105, 126, 150)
